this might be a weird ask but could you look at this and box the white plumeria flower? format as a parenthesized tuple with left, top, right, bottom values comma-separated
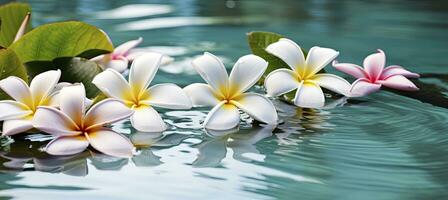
(0, 70, 61, 136)
(184, 52, 278, 130)
(264, 38, 352, 108)
(92, 53, 192, 132)
(33, 84, 135, 158)
(91, 37, 173, 73)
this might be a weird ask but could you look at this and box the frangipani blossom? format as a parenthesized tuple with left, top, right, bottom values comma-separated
(33, 84, 135, 158)
(0, 70, 61, 136)
(333, 49, 420, 97)
(91, 37, 173, 73)
(264, 38, 352, 108)
(184, 52, 278, 130)
(93, 53, 192, 132)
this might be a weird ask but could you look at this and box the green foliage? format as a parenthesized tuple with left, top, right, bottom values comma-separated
(0, 3, 31, 47)
(0, 48, 29, 100)
(26, 58, 103, 98)
(10, 21, 113, 63)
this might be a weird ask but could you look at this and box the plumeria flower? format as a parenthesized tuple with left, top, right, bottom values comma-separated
(184, 52, 278, 130)
(0, 70, 61, 136)
(92, 53, 192, 132)
(333, 49, 420, 97)
(33, 84, 135, 158)
(264, 38, 352, 108)
(91, 37, 173, 73)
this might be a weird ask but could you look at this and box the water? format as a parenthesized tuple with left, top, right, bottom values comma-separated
(1, 0, 448, 199)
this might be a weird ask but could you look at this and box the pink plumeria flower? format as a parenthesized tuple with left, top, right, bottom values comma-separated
(333, 49, 420, 97)
(91, 37, 143, 73)
(33, 84, 135, 158)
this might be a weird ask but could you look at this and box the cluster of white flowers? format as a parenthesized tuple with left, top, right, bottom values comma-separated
(0, 38, 419, 158)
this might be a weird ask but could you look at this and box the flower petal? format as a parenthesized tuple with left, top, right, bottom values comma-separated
(92, 69, 132, 101)
(363, 49, 385, 81)
(29, 70, 61, 106)
(305, 46, 339, 77)
(264, 68, 299, 97)
(84, 99, 133, 130)
(332, 60, 367, 79)
(0, 100, 32, 121)
(312, 73, 352, 96)
(228, 54, 268, 95)
(45, 136, 89, 156)
(349, 78, 382, 97)
(232, 93, 278, 124)
(183, 83, 220, 107)
(129, 53, 163, 97)
(0, 76, 33, 107)
(130, 106, 166, 132)
(204, 102, 240, 130)
(380, 65, 420, 80)
(265, 38, 306, 72)
(113, 37, 143, 57)
(106, 57, 129, 73)
(87, 129, 134, 158)
(2, 118, 33, 136)
(294, 81, 325, 108)
(191, 52, 229, 95)
(33, 106, 81, 136)
(142, 83, 192, 109)
(58, 84, 86, 125)
(377, 75, 419, 91)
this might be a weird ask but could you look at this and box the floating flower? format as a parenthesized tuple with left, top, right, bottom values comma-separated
(184, 52, 278, 130)
(92, 53, 192, 132)
(333, 49, 420, 97)
(33, 84, 135, 158)
(264, 38, 351, 108)
(91, 37, 173, 73)
(0, 70, 61, 136)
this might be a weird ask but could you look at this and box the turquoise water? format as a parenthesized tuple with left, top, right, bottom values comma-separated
(1, 0, 448, 199)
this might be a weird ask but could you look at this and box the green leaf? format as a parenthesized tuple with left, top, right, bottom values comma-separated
(10, 21, 113, 63)
(0, 3, 31, 47)
(0, 48, 28, 100)
(26, 58, 103, 98)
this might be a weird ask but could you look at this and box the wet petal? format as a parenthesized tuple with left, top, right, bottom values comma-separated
(45, 136, 89, 156)
(312, 73, 352, 96)
(332, 60, 367, 79)
(228, 54, 268, 95)
(0, 100, 32, 121)
(363, 49, 385, 81)
(107, 57, 129, 73)
(264, 68, 299, 97)
(265, 38, 306, 72)
(87, 129, 134, 158)
(294, 81, 325, 108)
(204, 102, 240, 130)
(143, 83, 192, 109)
(58, 84, 86, 125)
(84, 99, 133, 130)
(305, 46, 339, 77)
(129, 53, 163, 97)
(350, 78, 382, 97)
(191, 52, 229, 94)
(183, 83, 220, 107)
(33, 106, 81, 136)
(232, 93, 278, 124)
(0, 76, 33, 107)
(113, 37, 143, 57)
(380, 65, 420, 80)
(130, 106, 166, 132)
(2, 118, 33, 136)
(29, 70, 61, 106)
(377, 75, 419, 91)
(92, 69, 132, 101)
